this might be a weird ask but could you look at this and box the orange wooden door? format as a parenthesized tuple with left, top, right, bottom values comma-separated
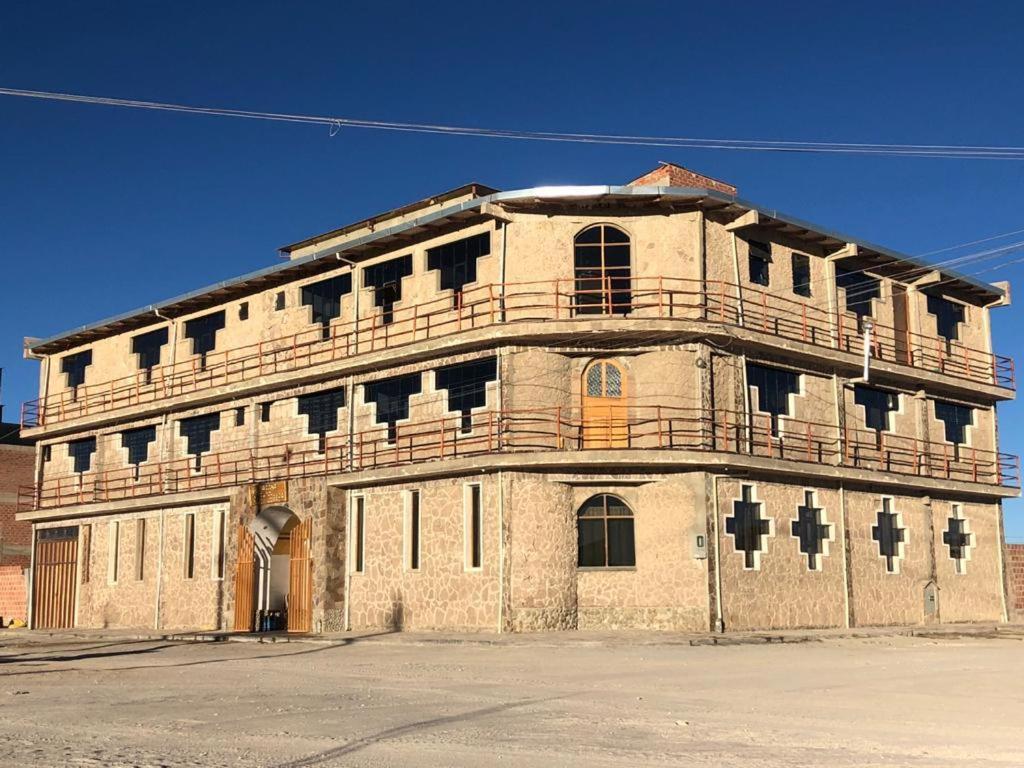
(32, 527, 79, 629)
(232, 523, 256, 632)
(287, 518, 312, 633)
(582, 361, 628, 448)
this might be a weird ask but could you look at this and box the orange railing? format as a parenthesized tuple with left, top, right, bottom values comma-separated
(22, 277, 1014, 429)
(19, 407, 1019, 511)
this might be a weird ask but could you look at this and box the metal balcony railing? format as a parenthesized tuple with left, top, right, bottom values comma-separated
(21, 278, 1015, 429)
(19, 407, 1020, 512)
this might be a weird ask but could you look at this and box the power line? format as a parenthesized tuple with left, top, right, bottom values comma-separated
(4, 86, 1024, 159)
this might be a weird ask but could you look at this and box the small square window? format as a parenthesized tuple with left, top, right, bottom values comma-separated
(260, 402, 272, 422)
(239, 302, 249, 321)
(275, 292, 286, 311)
(235, 407, 245, 427)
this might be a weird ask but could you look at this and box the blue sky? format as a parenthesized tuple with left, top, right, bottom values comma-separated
(1, 2, 1022, 534)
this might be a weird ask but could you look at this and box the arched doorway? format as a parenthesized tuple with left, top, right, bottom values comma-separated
(232, 507, 312, 633)
(582, 360, 629, 448)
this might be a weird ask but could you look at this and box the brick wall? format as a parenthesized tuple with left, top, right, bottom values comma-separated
(1007, 544, 1024, 616)
(0, 440, 33, 625)
(0, 563, 27, 623)
(627, 163, 738, 195)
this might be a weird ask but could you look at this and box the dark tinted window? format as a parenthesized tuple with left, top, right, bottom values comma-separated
(792, 253, 812, 297)
(179, 413, 220, 470)
(871, 498, 904, 572)
(122, 426, 157, 479)
(748, 241, 771, 286)
(132, 328, 169, 382)
(427, 233, 490, 308)
(434, 357, 497, 432)
(297, 387, 347, 452)
(364, 255, 413, 324)
(302, 274, 353, 339)
(577, 494, 635, 567)
(746, 363, 800, 433)
(935, 400, 973, 444)
(835, 267, 879, 322)
(725, 485, 770, 569)
(68, 437, 97, 473)
(573, 225, 632, 315)
(926, 294, 965, 342)
(61, 350, 92, 390)
(183, 311, 226, 369)
(854, 385, 899, 432)
(364, 373, 422, 442)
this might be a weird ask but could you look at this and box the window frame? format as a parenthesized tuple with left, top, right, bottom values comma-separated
(107, 520, 120, 585)
(463, 483, 483, 571)
(211, 509, 227, 581)
(572, 224, 633, 316)
(404, 489, 421, 572)
(183, 512, 196, 580)
(350, 495, 366, 574)
(748, 241, 772, 287)
(791, 252, 812, 297)
(576, 493, 636, 570)
(134, 518, 146, 581)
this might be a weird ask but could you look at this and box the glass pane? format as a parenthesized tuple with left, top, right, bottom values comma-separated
(578, 495, 606, 517)
(578, 519, 606, 566)
(575, 227, 602, 245)
(604, 364, 622, 397)
(603, 226, 630, 244)
(607, 519, 636, 566)
(586, 366, 603, 397)
(604, 245, 630, 267)
(604, 494, 632, 517)
(574, 246, 603, 268)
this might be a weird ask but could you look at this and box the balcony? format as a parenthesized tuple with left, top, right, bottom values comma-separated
(19, 407, 1020, 512)
(22, 278, 1015, 430)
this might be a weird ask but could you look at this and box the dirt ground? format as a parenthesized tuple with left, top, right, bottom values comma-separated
(1, 631, 1022, 767)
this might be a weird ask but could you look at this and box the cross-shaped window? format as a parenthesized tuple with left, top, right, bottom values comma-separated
(791, 490, 831, 570)
(121, 425, 157, 481)
(363, 255, 413, 325)
(297, 387, 346, 453)
(871, 498, 905, 573)
(746, 363, 800, 435)
(302, 274, 352, 341)
(363, 373, 422, 443)
(942, 505, 971, 574)
(435, 357, 497, 433)
(427, 232, 490, 308)
(183, 311, 226, 371)
(725, 485, 771, 569)
(132, 328, 169, 384)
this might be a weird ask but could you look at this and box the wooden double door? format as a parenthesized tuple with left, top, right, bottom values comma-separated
(32, 526, 79, 629)
(232, 517, 312, 633)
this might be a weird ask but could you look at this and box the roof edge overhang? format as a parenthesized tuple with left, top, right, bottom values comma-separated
(27, 185, 1006, 355)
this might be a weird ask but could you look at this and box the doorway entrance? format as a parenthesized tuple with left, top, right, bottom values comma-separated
(232, 507, 312, 633)
(582, 360, 629, 448)
(32, 526, 79, 629)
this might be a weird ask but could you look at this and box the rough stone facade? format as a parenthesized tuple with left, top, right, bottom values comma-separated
(16, 165, 1018, 634)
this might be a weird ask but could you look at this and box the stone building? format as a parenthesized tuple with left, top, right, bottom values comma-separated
(17, 163, 1020, 633)
(0, 375, 35, 624)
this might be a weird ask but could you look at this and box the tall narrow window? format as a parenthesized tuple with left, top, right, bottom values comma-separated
(212, 509, 226, 580)
(465, 484, 483, 569)
(260, 402, 272, 422)
(363, 373, 422, 443)
(748, 241, 771, 287)
(135, 518, 146, 581)
(122, 425, 157, 481)
(183, 513, 196, 579)
(132, 327, 169, 385)
(61, 350, 92, 393)
(183, 311, 226, 371)
(179, 413, 220, 471)
(351, 496, 365, 574)
(427, 232, 491, 308)
(108, 520, 120, 584)
(407, 490, 421, 571)
(573, 225, 631, 315)
(302, 274, 353, 340)
(364, 255, 413, 325)
(835, 267, 880, 327)
(297, 387, 347, 453)
(68, 437, 97, 474)
(791, 253, 812, 297)
(434, 357, 497, 433)
(746, 363, 800, 435)
(577, 494, 635, 568)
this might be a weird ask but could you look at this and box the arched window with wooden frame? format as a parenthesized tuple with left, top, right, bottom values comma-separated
(582, 359, 628, 448)
(573, 225, 632, 315)
(577, 494, 636, 567)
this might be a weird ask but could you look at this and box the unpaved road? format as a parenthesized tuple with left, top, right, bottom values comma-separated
(1, 632, 1022, 767)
